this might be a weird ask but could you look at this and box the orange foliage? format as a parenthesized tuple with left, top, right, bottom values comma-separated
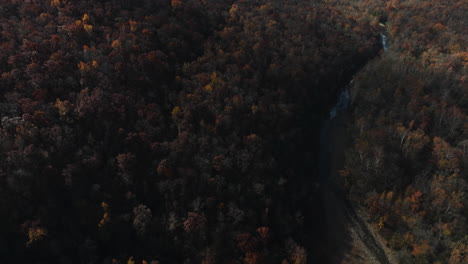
(112, 40, 122, 49)
(78, 61, 89, 72)
(407, 190, 422, 212)
(412, 240, 431, 256)
(449, 243, 468, 264)
(171, 0, 183, 8)
(183, 212, 206, 232)
(244, 252, 264, 264)
(256, 227, 269, 240)
(50, 0, 60, 7)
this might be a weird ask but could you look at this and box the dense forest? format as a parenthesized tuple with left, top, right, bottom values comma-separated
(0, 0, 465, 263)
(343, 0, 468, 263)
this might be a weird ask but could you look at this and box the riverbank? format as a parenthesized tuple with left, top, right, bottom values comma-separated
(322, 109, 394, 264)
(317, 28, 396, 262)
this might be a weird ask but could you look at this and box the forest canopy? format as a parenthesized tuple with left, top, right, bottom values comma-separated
(0, 0, 466, 264)
(343, 0, 467, 263)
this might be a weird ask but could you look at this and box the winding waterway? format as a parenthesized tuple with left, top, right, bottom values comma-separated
(317, 29, 391, 264)
(320, 29, 388, 185)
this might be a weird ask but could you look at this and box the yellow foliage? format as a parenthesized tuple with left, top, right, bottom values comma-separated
(290, 244, 307, 264)
(202, 72, 225, 93)
(259, 4, 271, 11)
(449, 43, 462, 53)
(204, 84, 213, 92)
(172, 106, 181, 117)
(27, 227, 48, 245)
(386, 191, 394, 201)
(84, 24, 93, 33)
(224, 105, 233, 113)
(82, 13, 90, 23)
(92, 60, 99, 68)
(98, 219, 106, 227)
(229, 4, 239, 15)
(267, 20, 278, 29)
(129, 20, 138, 32)
(127, 257, 135, 264)
(433, 137, 459, 170)
(377, 216, 384, 230)
(247, 134, 258, 141)
(442, 223, 452, 236)
(55, 98, 72, 117)
(251, 105, 258, 114)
